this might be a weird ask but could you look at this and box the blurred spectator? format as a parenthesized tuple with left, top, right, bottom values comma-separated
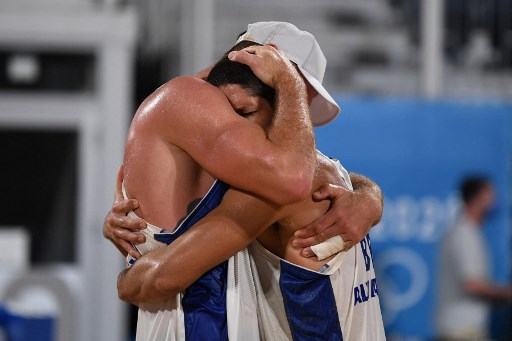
(437, 176, 512, 340)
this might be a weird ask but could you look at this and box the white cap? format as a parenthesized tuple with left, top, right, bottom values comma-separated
(237, 21, 340, 126)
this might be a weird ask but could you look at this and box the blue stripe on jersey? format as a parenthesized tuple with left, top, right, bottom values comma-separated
(279, 261, 344, 341)
(154, 180, 230, 341)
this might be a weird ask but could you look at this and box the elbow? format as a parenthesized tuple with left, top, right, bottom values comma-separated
(117, 272, 137, 304)
(117, 286, 131, 304)
(154, 275, 182, 299)
(372, 199, 384, 226)
(290, 172, 313, 202)
(255, 151, 314, 204)
(276, 170, 313, 205)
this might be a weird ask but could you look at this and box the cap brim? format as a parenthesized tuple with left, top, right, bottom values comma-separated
(298, 65, 340, 127)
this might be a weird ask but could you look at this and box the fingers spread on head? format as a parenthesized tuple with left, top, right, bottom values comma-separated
(227, 51, 237, 61)
(228, 50, 252, 64)
(242, 45, 260, 54)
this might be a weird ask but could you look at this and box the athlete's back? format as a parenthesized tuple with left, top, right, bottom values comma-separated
(122, 45, 319, 232)
(123, 77, 216, 230)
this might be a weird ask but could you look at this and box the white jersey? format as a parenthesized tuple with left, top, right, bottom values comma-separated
(124, 180, 231, 341)
(227, 156, 385, 341)
(125, 153, 385, 340)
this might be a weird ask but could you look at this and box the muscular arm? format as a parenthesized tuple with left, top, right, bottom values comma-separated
(349, 173, 383, 226)
(293, 172, 383, 254)
(145, 48, 315, 205)
(117, 189, 283, 305)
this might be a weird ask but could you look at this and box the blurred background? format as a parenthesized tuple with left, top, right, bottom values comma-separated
(0, 0, 510, 340)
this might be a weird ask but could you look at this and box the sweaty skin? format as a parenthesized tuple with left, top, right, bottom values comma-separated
(118, 86, 350, 305)
(257, 152, 349, 270)
(104, 46, 383, 260)
(118, 151, 350, 305)
(123, 45, 315, 231)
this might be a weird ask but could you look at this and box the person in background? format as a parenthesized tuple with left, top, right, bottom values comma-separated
(437, 176, 512, 341)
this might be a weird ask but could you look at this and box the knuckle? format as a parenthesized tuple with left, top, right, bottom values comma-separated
(128, 233, 140, 243)
(112, 203, 122, 213)
(315, 233, 325, 243)
(334, 210, 344, 220)
(129, 199, 137, 209)
(112, 229, 121, 239)
(313, 224, 322, 234)
(123, 200, 133, 212)
(103, 219, 110, 230)
(113, 216, 122, 226)
(130, 219, 142, 229)
(119, 217, 128, 227)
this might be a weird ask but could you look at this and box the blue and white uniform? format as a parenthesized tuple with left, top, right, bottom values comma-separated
(126, 154, 385, 341)
(227, 156, 386, 341)
(125, 180, 230, 341)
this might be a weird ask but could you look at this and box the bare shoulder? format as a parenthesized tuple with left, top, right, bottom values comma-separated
(166, 76, 227, 104)
(138, 76, 209, 110)
(138, 76, 231, 122)
(165, 76, 213, 93)
(132, 76, 231, 136)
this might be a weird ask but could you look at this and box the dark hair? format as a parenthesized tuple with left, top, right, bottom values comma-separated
(460, 176, 491, 204)
(207, 40, 275, 106)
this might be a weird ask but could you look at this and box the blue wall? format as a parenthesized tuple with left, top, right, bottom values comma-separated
(315, 96, 512, 339)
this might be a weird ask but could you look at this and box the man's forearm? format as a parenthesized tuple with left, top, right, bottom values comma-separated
(349, 173, 383, 226)
(117, 248, 174, 306)
(234, 45, 317, 201)
(118, 219, 263, 306)
(117, 188, 279, 305)
(266, 72, 316, 199)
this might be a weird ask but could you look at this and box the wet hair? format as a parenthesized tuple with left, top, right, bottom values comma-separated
(207, 40, 275, 107)
(460, 176, 491, 204)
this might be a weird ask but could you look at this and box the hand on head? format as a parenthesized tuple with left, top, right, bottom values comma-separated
(227, 44, 301, 89)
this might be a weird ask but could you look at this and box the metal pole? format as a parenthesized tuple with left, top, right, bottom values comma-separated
(421, 0, 444, 98)
(180, 0, 216, 75)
